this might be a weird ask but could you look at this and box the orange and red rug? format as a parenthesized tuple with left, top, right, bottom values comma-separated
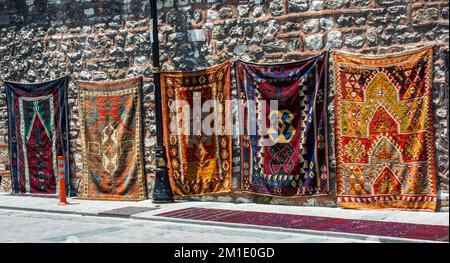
(333, 46, 437, 210)
(78, 77, 147, 200)
(161, 62, 233, 196)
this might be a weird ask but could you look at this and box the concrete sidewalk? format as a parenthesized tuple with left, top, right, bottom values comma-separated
(0, 193, 448, 242)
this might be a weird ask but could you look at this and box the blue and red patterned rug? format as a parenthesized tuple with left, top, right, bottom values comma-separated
(156, 207, 448, 242)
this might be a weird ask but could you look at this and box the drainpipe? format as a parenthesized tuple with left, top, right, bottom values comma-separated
(149, 0, 174, 203)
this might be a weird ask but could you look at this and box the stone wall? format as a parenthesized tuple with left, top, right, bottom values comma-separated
(0, 0, 449, 209)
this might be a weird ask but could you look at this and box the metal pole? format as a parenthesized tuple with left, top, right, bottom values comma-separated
(150, 0, 174, 203)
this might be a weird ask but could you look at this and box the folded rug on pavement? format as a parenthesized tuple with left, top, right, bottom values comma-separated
(156, 207, 448, 242)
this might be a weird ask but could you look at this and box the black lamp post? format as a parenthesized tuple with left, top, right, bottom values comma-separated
(149, 0, 174, 203)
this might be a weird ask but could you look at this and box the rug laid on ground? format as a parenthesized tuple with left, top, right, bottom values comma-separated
(78, 77, 147, 200)
(161, 61, 232, 196)
(334, 46, 437, 210)
(156, 207, 449, 241)
(5, 76, 71, 195)
(236, 52, 329, 196)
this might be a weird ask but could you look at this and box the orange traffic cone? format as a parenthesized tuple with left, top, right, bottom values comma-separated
(57, 156, 70, 206)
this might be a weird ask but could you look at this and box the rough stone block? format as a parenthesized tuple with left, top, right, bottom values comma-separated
(344, 33, 365, 48)
(269, 0, 285, 17)
(187, 29, 207, 42)
(324, 0, 350, 10)
(288, 0, 309, 12)
(320, 17, 334, 31)
(303, 19, 320, 34)
(84, 8, 95, 18)
(412, 8, 440, 25)
(311, 1, 324, 11)
(0, 15, 10, 25)
(326, 30, 343, 48)
(305, 34, 324, 50)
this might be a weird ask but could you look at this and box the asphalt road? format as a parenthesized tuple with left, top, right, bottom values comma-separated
(0, 208, 369, 243)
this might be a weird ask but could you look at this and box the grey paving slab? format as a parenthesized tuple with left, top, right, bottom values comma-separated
(98, 206, 159, 218)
